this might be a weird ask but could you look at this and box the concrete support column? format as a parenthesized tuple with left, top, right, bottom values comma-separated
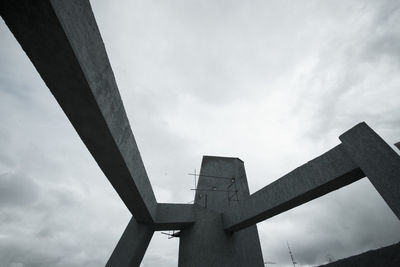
(340, 122, 400, 220)
(178, 156, 264, 267)
(106, 217, 154, 267)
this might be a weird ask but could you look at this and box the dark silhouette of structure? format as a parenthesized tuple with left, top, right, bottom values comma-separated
(1, 1, 399, 266)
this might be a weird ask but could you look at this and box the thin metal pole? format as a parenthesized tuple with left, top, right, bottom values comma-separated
(191, 188, 238, 193)
(194, 169, 197, 199)
(188, 173, 233, 180)
(287, 241, 297, 267)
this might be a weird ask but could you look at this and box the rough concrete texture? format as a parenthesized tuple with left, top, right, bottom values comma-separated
(154, 203, 195, 231)
(106, 217, 154, 267)
(224, 145, 365, 232)
(179, 156, 264, 267)
(0, 0, 157, 223)
(340, 122, 400, 220)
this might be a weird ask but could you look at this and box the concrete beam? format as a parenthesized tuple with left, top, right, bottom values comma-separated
(106, 217, 154, 267)
(0, 0, 157, 222)
(340, 122, 400, 219)
(223, 145, 365, 232)
(153, 203, 195, 231)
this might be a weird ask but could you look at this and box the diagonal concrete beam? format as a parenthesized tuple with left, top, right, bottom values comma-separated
(340, 122, 400, 220)
(223, 144, 365, 232)
(224, 122, 400, 232)
(0, 0, 157, 222)
(153, 203, 195, 231)
(106, 217, 154, 267)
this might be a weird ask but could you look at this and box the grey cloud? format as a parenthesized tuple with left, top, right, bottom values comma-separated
(0, 173, 40, 207)
(0, 240, 104, 267)
(290, 0, 400, 145)
(360, 1, 400, 65)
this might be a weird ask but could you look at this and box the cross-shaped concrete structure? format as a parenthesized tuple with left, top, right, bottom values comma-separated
(1, 1, 399, 266)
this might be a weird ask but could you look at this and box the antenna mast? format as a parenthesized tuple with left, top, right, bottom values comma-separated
(287, 241, 297, 267)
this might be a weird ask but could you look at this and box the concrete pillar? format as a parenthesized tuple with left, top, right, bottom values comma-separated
(340, 122, 400, 220)
(178, 156, 264, 267)
(106, 217, 154, 267)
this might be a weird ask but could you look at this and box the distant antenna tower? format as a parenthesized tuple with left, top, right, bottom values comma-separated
(287, 241, 297, 267)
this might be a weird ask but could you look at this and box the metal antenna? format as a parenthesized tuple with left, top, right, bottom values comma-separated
(161, 230, 180, 239)
(194, 169, 197, 198)
(189, 172, 240, 208)
(287, 241, 297, 267)
(188, 173, 233, 180)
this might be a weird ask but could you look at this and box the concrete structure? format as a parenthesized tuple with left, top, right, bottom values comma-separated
(1, 1, 399, 266)
(179, 157, 264, 266)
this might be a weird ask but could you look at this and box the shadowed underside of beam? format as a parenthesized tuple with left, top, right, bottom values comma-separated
(0, 0, 157, 222)
(153, 203, 195, 231)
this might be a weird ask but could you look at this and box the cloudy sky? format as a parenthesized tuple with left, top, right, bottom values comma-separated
(1, 0, 400, 266)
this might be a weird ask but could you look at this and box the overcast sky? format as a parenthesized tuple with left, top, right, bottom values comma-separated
(1, 0, 400, 266)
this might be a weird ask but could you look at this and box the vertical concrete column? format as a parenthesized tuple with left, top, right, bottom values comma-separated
(178, 156, 264, 267)
(106, 217, 154, 267)
(340, 122, 400, 220)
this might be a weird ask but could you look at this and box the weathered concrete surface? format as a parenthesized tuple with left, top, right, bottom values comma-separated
(106, 217, 154, 267)
(0, 0, 157, 222)
(179, 156, 264, 267)
(154, 203, 195, 231)
(223, 146, 365, 232)
(340, 122, 400, 220)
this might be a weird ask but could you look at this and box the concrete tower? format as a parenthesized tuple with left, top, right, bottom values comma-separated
(179, 156, 264, 266)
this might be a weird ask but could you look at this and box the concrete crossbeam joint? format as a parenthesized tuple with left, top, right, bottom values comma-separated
(340, 122, 400, 220)
(153, 203, 195, 231)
